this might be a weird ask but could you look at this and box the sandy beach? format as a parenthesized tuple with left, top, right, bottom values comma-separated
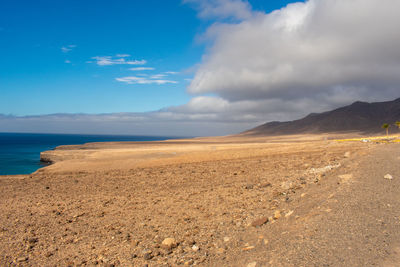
(1, 134, 399, 266)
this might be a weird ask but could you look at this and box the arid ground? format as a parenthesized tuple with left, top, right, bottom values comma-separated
(0, 134, 399, 266)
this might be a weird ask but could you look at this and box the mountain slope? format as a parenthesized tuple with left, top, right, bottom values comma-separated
(244, 98, 400, 135)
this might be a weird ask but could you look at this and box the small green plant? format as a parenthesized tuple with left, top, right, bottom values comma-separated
(382, 123, 390, 137)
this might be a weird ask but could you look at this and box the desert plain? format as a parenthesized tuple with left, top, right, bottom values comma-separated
(1, 134, 400, 266)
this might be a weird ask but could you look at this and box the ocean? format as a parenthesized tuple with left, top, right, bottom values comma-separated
(0, 132, 177, 175)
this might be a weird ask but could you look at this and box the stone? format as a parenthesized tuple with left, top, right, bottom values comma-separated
(192, 245, 199, 252)
(384, 174, 393, 180)
(143, 252, 153, 260)
(184, 259, 194, 265)
(161, 237, 177, 249)
(281, 181, 292, 190)
(285, 210, 294, 217)
(251, 217, 268, 227)
(216, 247, 225, 254)
(273, 210, 281, 220)
(344, 151, 351, 158)
(17, 257, 28, 262)
(247, 262, 257, 267)
(338, 174, 353, 183)
(223, 236, 230, 242)
(242, 246, 255, 251)
(245, 184, 254, 190)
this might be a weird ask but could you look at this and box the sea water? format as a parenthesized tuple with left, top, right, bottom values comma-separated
(0, 133, 177, 175)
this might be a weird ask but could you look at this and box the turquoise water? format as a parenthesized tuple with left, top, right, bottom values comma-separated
(0, 133, 177, 175)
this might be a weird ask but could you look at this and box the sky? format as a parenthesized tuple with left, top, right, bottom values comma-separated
(1, 0, 400, 136)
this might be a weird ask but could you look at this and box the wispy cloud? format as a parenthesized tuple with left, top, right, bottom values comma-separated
(150, 74, 167, 79)
(90, 55, 146, 66)
(164, 71, 179, 75)
(183, 0, 253, 21)
(115, 76, 178, 85)
(65, 60, 71, 64)
(61, 45, 76, 53)
(115, 54, 131, 58)
(129, 67, 155, 71)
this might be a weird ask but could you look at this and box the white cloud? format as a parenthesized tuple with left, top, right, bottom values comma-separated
(164, 71, 179, 75)
(90, 55, 146, 66)
(65, 60, 71, 64)
(116, 54, 131, 57)
(129, 67, 155, 71)
(115, 76, 178, 85)
(184, 0, 253, 20)
(61, 45, 76, 53)
(150, 74, 167, 79)
(187, 0, 400, 121)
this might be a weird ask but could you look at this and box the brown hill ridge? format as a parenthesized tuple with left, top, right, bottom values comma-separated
(244, 97, 400, 135)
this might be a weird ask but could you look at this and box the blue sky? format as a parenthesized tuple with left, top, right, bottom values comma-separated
(0, 0, 300, 116)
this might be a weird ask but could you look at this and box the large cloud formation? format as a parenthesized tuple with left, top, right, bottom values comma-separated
(188, 0, 400, 120)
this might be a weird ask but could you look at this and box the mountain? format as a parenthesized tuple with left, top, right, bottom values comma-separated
(243, 98, 400, 135)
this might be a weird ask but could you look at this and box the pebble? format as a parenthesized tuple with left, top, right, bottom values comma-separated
(161, 237, 177, 249)
(184, 259, 194, 265)
(281, 181, 292, 190)
(251, 217, 268, 227)
(242, 246, 255, 251)
(192, 245, 199, 252)
(273, 210, 281, 220)
(223, 236, 230, 242)
(245, 184, 254, 190)
(247, 262, 257, 267)
(143, 252, 153, 260)
(17, 257, 28, 262)
(344, 151, 351, 158)
(384, 174, 393, 180)
(285, 210, 294, 217)
(216, 247, 225, 254)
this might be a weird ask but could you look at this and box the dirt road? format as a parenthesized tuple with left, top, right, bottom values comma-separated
(213, 143, 400, 267)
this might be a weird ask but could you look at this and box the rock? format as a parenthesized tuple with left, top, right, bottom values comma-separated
(247, 262, 257, 267)
(223, 236, 230, 242)
(245, 184, 254, 190)
(143, 252, 153, 260)
(273, 210, 281, 220)
(28, 237, 38, 244)
(344, 151, 351, 158)
(192, 245, 199, 252)
(242, 246, 255, 251)
(251, 217, 268, 227)
(285, 210, 294, 217)
(281, 181, 292, 190)
(17, 257, 28, 262)
(384, 174, 393, 180)
(161, 237, 177, 249)
(338, 174, 353, 183)
(216, 247, 225, 254)
(184, 259, 194, 265)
